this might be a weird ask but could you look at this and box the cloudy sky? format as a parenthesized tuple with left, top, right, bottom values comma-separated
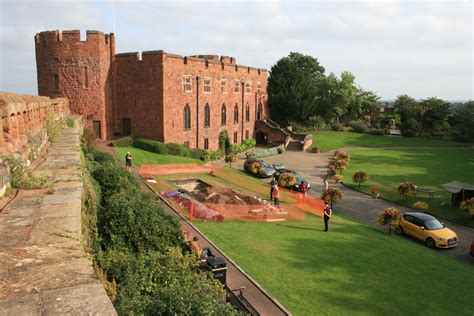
(0, 0, 472, 100)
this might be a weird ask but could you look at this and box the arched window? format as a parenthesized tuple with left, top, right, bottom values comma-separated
(245, 103, 250, 122)
(221, 104, 226, 125)
(234, 104, 239, 124)
(257, 102, 263, 120)
(183, 104, 191, 130)
(204, 103, 210, 128)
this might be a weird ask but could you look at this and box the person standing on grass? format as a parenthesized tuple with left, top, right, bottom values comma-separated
(323, 200, 332, 232)
(270, 178, 278, 200)
(299, 181, 308, 203)
(273, 185, 280, 208)
(125, 151, 133, 170)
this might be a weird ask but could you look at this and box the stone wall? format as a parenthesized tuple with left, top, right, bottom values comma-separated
(0, 92, 69, 196)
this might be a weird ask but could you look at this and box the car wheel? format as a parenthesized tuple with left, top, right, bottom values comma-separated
(395, 226, 403, 235)
(426, 238, 435, 248)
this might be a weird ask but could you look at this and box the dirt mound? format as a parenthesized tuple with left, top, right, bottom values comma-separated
(192, 186, 261, 205)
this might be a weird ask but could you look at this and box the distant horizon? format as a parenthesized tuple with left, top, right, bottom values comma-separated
(1, 0, 472, 100)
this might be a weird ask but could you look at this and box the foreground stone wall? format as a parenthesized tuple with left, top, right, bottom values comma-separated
(0, 123, 116, 315)
(0, 92, 69, 196)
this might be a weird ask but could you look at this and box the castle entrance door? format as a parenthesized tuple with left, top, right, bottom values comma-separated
(256, 131, 267, 145)
(122, 118, 132, 136)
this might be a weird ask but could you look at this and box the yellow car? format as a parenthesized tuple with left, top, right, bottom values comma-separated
(396, 212, 458, 248)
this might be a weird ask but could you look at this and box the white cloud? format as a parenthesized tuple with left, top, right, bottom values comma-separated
(0, 0, 472, 100)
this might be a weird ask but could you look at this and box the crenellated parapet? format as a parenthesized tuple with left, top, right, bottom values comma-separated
(0, 92, 69, 164)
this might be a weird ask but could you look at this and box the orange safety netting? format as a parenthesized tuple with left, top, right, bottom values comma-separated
(139, 163, 219, 176)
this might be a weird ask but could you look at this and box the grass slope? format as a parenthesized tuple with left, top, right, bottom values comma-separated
(114, 147, 201, 167)
(310, 131, 469, 152)
(343, 148, 474, 227)
(196, 215, 474, 315)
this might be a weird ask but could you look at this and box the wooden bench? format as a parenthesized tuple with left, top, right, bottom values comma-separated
(414, 185, 436, 199)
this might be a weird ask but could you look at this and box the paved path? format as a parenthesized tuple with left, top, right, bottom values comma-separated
(0, 127, 116, 315)
(224, 148, 474, 266)
(104, 143, 290, 316)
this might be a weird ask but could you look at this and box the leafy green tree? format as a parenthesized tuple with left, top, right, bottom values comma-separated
(268, 52, 325, 124)
(225, 153, 236, 168)
(394, 95, 419, 135)
(419, 97, 451, 136)
(450, 101, 474, 142)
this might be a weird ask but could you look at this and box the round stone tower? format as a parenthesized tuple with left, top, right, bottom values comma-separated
(34, 30, 115, 140)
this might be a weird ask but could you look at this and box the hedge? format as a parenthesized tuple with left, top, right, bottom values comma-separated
(133, 138, 213, 161)
(81, 143, 237, 314)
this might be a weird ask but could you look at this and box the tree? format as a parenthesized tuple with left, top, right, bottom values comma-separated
(352, 171, 369, 188)
(419, 97, 451, 136)
(450, 101, 474, 142)
(225, 153, 236, 168)
(394, 95, 419, 135)
(218, 130, 232, 154)
(335, 159, 348, 175)
(378, 207, 401, 234)
(268, 52, 325, 125)
(321, 188, 342, 208)
(397, 182, 416, 204)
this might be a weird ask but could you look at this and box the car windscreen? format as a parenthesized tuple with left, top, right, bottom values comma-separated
(424, 219, 444, 230)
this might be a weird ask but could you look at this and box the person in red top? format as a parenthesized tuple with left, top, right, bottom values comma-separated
(273, 185, 280, 208)
(299, 181, 308, 202)
(323, 200, 332, 232)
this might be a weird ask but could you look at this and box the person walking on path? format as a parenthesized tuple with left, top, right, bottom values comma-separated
(323, 201, 332, 232)
(323, 177, 329, 191)
(125, 151, 133, 171)
(273, 185, 280, 208)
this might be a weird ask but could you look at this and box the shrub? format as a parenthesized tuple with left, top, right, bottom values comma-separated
(218, 130, 233, 154)
(331, 122, 343, 131)
(200, 150, 222, 162)
(1, 155, 48, 189)
(350, 120, 369, 133)
(190, 148, 204, 160)
(133, 138, 169, 155)
(308, 115, 327, 130)
(352, 171, 369, 188)
(397, 182, 416, 204)
(402, 129, 417, 137)
(166, 143, 190, 157)
(413, 201, 429, 212)
(112, 136, 134, 147)
(335, 152, 350, 162)
(369, 128, 385, 135)
(278, 172, 296, 187)
(82, 127, 98, 144)
(232, 138, 256, 154)
(321, 188, 342, 208)
(310, 146, 320, 153)
(66, 116, 75, 128)
(371, 187, 380, 199)
(277, 145, 285, 154)
(378, 207, 401, 234)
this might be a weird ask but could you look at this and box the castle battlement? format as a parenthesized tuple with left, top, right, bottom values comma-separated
(35, 30, 114, 46)
(115, 50, 266, 74)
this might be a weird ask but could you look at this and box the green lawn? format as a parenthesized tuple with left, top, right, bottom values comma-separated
(343, 148, 474, 227)
(114, 147, 201, 167)
(196, 215, 473, 315)
(310, 131, 470, 152)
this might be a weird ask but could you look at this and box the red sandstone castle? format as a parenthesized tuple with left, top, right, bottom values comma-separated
(34, 30, 269, 150)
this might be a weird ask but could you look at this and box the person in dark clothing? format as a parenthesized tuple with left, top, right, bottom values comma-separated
(270, 178, 278, 200)
(125, 151, 133, 170)
(299, 181, 308, 202)
(323, 201, 332, 232)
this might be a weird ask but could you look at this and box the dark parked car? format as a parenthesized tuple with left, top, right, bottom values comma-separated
(272, 163, 311, 191)
(243, 158, 276, 178)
